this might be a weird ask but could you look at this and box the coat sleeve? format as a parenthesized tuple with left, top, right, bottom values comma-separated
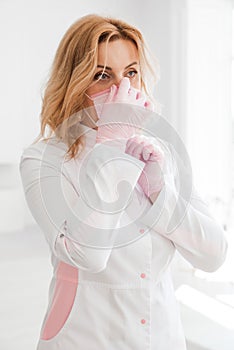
(140, 144, 228, 272)
(19, 142, 145, 273)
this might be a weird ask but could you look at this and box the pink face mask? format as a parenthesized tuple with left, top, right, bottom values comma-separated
(85, 88, 111, 120)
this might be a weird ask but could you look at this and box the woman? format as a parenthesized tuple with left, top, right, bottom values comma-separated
(19, 14, 227, 350)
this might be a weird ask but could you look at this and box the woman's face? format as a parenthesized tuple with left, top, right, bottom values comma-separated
(85, 38, 141, 105)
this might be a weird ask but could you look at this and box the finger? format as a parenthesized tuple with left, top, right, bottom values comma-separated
(144, 100, 155, 111)
(128, 88, 137, 101)
(125, 135, 141, 149)
(149, 152, 164, 164)
(125, 139, 139, 155)
(125, 136, 142, 154)
(136, 91, 143, 100)
(115, 77, 130, 101)
(142, 144, 154, 161)
(131, 143, 145, 159)
(125, 134, 148, 153)
(147, 146, 164, 163)
(129, 138, 151, 159)
(137, 97, 147, 107)
(128, 89, 147, 107)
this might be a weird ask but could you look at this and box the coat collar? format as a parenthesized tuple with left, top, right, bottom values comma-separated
(78, 122, 97, 150)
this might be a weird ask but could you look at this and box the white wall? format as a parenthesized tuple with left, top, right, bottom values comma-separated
(186, 0, 233, 226)
(137, 0, 189, 134)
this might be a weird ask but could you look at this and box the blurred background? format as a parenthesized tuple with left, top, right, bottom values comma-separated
(0, 0, 234, 349)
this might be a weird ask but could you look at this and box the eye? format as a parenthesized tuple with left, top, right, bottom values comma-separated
(126, 70, 138, 78)
(94, 72, 110, 81)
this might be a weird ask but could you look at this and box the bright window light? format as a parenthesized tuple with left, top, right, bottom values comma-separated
(175, 285, 234, 330)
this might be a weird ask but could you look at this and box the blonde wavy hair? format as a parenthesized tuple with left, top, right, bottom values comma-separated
(34, 14, 160, 160)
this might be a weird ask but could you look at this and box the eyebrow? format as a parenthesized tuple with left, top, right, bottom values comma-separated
(97, 61, 138, 71)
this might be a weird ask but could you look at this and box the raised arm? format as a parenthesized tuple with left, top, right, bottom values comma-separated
(124, 135, 228, 272)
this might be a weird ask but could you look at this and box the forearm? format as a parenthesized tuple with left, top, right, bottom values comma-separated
(142, 183, 228, 272)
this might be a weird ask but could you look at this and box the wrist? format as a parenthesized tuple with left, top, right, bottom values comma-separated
(149, 191, 161, 204)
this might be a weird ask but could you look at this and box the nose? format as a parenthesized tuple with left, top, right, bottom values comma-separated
(114, 77, 122, 87)
(114, 76, 130, 88)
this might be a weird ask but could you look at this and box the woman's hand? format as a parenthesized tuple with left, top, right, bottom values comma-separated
(95, 78, 154, 145)
(125, 135, 165, 199)
(105, 77, 154, 110)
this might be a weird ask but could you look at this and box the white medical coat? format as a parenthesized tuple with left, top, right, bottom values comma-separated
(19, 123, 228, 350)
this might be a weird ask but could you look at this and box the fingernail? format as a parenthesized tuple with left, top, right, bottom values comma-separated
(144, 101, 150, 107)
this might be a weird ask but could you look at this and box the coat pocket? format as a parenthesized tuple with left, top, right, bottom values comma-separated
(40, 261, 79, 341)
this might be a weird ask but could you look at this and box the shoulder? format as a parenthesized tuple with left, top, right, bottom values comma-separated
(19, 137, 73, 179)
(19, 137, 82, 193)
(20, 137, 68, 164)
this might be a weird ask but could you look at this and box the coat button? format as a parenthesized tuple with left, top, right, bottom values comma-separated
(141, 319, 146, 324)
(139, 229, 145, 234)
(140, 273, 146, 279)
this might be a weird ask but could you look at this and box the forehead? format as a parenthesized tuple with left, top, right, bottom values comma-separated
(97, 39, 139, 68)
